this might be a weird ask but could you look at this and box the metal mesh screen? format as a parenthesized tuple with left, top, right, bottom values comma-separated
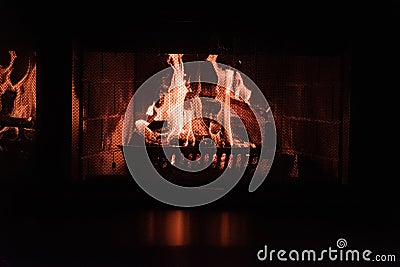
(75, 52, 134, 178)
(254, 53, 346, 182)
(73, 51, 349, 183)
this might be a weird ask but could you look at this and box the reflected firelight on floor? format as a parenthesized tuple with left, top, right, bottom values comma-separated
(138, 209, 249, 247)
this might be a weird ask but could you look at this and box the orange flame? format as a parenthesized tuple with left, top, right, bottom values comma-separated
(0, 51, 36, 138)
(153, 54, 189, 143)
(0, 51, 36, 118)
(134, 53, 256, 148)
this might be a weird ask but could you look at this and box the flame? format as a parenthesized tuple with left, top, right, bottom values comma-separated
(155, 54, 189, 143)
(11, 60, 36, 119)
(0, 51, 36, 138)
(206, 54, 253, 146)
(0, 51, 16, 95)
(134, 53, 256, 148)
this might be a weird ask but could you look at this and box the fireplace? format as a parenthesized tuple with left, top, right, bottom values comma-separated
(71, 37, 350, 185)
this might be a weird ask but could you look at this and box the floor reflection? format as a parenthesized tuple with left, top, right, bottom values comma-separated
(139, 209, 249, 247)
(144, 210, 190, 246)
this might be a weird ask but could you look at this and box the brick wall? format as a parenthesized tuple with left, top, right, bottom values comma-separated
(79, 52, 134, 178)
(255, 53, 348, 182)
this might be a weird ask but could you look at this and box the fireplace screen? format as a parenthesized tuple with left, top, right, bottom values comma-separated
(72, 49, 350, 184)
(0, 50, 36, 177)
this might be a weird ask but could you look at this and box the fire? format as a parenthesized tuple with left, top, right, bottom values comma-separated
(155, 54, 190, 143)
(134, 53, 257, 148)
(207, 54, 234, 145)
(0, 50, 36, 139)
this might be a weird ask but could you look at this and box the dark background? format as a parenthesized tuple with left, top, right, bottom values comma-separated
(1, 1, 399, 266)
